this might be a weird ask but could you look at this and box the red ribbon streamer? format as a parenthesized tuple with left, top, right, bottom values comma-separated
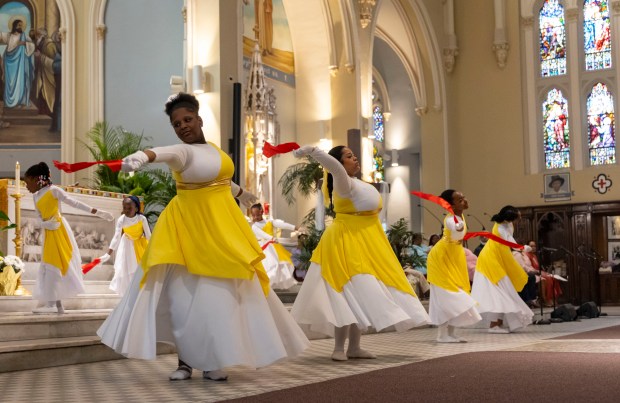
(263, 142, 300, 158)
(411, 190, 458, 224)
(53, 160, 122, 173)
(82, 258, 101, 274)
(464, 231, 524, 250)
(261, 240, 276, 250)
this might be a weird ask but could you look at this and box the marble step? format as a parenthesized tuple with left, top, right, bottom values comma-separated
(0, 310, 111, 342)
(0, 335, 175, 373)
(0, 293, 122, 313)
(20, 280, 118, 295)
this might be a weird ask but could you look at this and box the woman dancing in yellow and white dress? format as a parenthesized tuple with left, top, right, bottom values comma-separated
(291, 145, 429, 361)
(425, 189, 482, 343)
(250, 203, 298, 290)
(24, 162, 114, 314)
(97, 196, 151, 296)
(471, 205, 533, 333)
(97, 93, 309, 381)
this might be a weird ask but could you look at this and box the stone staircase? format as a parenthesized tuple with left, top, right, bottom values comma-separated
(0, 263, 177, 373)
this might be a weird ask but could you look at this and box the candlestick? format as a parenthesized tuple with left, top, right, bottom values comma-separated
(15, 161, 20, 194)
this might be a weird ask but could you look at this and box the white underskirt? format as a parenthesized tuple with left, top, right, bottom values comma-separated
(470, 273, 534, 331)
(109, 236, 140, 296)
(97, 264, 310, 371)
(291, 263, 430, 337)
(33, 217, 85, 302)
(262, 245, 298, 290)
(428, 284, 482, 327)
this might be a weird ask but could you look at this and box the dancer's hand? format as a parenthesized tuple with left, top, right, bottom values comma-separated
(97, 253, 111, 263)
(292, 145, 316, 158)
(121, 151, 149, 172)
(237, 189, 258, 208)
(40, 219, 60, 230)
(94, 209, 114, 221)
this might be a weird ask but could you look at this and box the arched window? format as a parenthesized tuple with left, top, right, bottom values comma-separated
(372, 104, 385, 142)
(522, 0, 617, 172)
(543, 88, 571, 168)
(587, 82, 615, 165)
(539, 0, 567, 77)
(583, 0, 611, 71)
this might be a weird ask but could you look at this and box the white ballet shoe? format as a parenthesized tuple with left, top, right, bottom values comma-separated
(488, 326, 510, 334)
(32, 306, 58, 314)
(346, 349, 377, 359)
(169, 366, 192, 380)
(436, 335, 460, 343)
(331, 351, 348, 361)
(203, 370, 228, 381)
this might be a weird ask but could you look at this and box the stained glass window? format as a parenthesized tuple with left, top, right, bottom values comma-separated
(373, 105, 384, 142)
(584, 0, 612, 70)
(372, 145, 385, 183)
(587, 83, 615, 165)
(539, 0, 567, 77)
(543, 88, 571, 168)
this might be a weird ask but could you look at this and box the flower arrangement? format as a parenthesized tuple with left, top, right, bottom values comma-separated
(0, 255, 25, 296)
(0, 255, 25, 274)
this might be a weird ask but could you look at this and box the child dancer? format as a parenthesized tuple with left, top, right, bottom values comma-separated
(98, 196, 151, 296)
(425, 189, 482, 342)
(24, 162, 114, 314)
(471, 205, 533, 333)
(250, 203, 298, 290)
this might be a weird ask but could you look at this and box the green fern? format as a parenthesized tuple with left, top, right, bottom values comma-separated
(278, 157, 323, 205)
(81, 121, 151, 190)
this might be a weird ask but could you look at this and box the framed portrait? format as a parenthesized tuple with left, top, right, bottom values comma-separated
(607, 216, 620, 239)
(608, 241, 620, 262)
(543, 172, 571, 202)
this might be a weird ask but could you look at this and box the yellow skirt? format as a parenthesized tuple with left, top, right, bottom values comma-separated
(426, 239, 471, 293)
(311, 213, 414, 296)
(141, 185, 269, 294)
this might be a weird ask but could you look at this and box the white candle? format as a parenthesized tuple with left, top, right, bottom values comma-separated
(15, 161, 20, 194)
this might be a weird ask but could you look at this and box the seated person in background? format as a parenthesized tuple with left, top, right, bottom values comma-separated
(526, 241, 564, 306)
(428, 234, 440, 249)
(473, 238, 487, 256)
(404, 265, 430, 298)
(405, 232, 429, 275)
(464, 247, 477, 283)
(512, 245, 540, 308)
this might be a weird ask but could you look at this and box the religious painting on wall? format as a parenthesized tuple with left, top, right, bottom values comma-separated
(0, 0, 62, 147)
(606, 216, 620, 240)
(242, 0, 295, 87)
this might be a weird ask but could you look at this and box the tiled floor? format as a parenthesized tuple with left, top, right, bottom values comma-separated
(1, 310, 619, 402)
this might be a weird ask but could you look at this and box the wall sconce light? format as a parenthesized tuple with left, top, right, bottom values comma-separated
(192, 65, 208, 94)
(170, 75, 185, 94)
(319, 138, 332, 151)
(391, 149, 399, 166)
(383, 112, 391, 122)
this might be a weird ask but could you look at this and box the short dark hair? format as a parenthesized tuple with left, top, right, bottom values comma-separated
(165, 92, 199, 117)
(250, 203, 263, 211)
(439, 189, 457, 205)
(125, 195, 142, 214)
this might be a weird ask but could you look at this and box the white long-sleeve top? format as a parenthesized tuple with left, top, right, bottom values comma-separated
(252, 219, 295, 241)
(149, 142, 244, 196)
(108, 214, 151, 251)
(497, 222, 516, 243)
(443, 214, 466, 242)
(33, 185, 95, 220)
(307, 148, 381, 212)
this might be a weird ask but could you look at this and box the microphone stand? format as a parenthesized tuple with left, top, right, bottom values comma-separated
(534, 247, 551, 325)
(418, 204, 444, 234)
(466, 214, 486, 231)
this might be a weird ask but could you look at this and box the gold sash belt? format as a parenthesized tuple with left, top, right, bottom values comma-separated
(176, 178, 231, 190)
(339, 208, 382, 216)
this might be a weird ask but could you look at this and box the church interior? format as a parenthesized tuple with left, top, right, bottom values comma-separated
(1, 0, 620, 401)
